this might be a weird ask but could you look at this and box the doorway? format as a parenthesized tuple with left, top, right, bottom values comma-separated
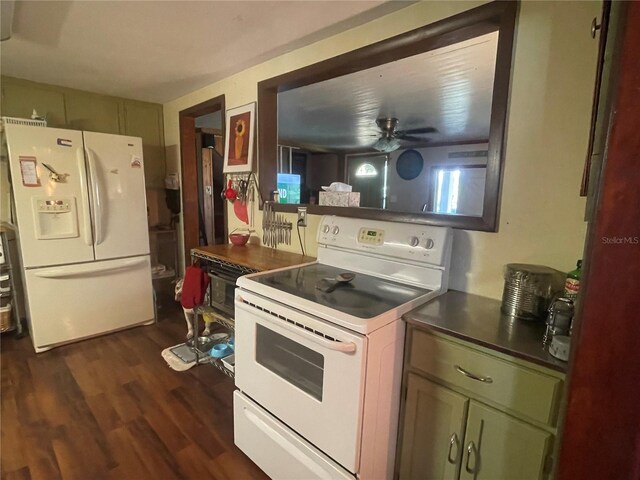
(346, 154, 388, 209)
(179, 96, 226, 261)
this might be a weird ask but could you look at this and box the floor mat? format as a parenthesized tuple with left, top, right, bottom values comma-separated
(161, 343, 198, 371)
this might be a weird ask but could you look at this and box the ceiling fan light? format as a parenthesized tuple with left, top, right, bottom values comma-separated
(373, 137, 400, 152)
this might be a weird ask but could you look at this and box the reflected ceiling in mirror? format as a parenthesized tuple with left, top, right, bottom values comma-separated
(278, 31, 498, 152)
(276, 32, 498, 217)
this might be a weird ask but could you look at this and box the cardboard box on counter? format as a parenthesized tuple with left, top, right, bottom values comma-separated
(319, 191, 360, 207)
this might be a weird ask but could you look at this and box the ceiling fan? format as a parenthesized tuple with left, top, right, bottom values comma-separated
(372, 117, 438, 152)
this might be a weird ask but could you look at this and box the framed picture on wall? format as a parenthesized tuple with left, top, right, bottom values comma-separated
(223, 102, 256, 173)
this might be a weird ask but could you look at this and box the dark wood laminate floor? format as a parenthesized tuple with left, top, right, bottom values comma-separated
(0, 301, 269, 480)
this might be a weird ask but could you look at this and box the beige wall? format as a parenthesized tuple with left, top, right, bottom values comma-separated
(164, 1, 600, 300)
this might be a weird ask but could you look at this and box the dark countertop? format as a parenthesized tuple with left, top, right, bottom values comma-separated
(404, 290, 568, 373)
(191, 244, 315, 272)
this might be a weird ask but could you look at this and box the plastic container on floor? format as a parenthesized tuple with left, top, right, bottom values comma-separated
(0, 302, 13, 332)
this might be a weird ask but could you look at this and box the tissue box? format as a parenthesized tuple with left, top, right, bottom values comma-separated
(319, 191, 360, 207)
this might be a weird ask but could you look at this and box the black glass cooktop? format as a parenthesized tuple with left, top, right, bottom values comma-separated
(252, 264, 431, 319)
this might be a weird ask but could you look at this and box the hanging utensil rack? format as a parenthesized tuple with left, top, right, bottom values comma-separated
(262, 201, 292, 249)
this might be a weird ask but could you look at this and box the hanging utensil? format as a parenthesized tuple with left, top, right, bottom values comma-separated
(249, 180, 255, 230)
(262, 201, 269, 245)
(224, 179, 237, 201)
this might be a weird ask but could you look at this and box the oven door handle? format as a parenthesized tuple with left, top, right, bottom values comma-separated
(238, 301, 357, 354)
(264, 313, 357, 354)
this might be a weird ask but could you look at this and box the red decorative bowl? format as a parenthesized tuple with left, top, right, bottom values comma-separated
(229, 233, 250, 246)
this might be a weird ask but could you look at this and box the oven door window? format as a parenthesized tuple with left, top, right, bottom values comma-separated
(256, 324, 324, 401)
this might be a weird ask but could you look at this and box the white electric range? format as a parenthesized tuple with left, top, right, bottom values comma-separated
(233, 216, 452, 479)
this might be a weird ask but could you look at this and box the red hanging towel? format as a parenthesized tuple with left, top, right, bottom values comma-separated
(180, 265, 210, 309)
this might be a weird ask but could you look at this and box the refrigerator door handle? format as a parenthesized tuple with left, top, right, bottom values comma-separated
(76, 149, 93, 246)
(85, 148, 106, 245)
(33, 257, 147, 279)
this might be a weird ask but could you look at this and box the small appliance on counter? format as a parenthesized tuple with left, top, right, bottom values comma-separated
(500, 263, 565, 320)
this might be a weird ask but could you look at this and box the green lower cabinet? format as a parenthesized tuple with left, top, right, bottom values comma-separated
(399, 374, 469, 480)
(398, 378, 554, 480)
(459, 401, 553, 480)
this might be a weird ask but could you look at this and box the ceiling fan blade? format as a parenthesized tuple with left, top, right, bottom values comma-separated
(398, 127, 438, 135)
(398, 135, 431, 142)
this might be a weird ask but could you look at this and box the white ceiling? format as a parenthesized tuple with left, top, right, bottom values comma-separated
(1, 0, 411, 103)
(278, 31, 499, 150)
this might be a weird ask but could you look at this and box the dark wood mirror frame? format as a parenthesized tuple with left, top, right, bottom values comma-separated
(258, 1, 517, 231)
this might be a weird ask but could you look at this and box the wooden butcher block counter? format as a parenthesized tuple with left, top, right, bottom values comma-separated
(191, 244, 315, 272)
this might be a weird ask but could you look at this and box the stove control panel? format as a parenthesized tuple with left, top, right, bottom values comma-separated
(358, 228, 384, 245)
(317, 215, 452, 267)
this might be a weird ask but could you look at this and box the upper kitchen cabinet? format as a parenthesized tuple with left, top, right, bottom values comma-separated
(65, 93, 122, 134)
(123, 101, 166, 189)
(1, 80, 67, 128)
(0, 76, 165, 188)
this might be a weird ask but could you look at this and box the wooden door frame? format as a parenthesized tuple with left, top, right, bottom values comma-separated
(179, 95, 225, 263)
(557, 3, 640, 478)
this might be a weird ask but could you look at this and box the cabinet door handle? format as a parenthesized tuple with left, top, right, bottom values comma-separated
(465, 441, 478, 474)
(455, 365, 493, 384)
(447, 433, 459, 464)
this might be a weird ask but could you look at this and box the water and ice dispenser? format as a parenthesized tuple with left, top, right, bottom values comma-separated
(32, 197, 79, 239)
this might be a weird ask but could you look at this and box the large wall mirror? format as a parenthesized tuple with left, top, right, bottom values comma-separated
(258, 1, 516, 231)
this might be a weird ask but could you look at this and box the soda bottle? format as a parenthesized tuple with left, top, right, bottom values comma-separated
(564, 260, 582, 300)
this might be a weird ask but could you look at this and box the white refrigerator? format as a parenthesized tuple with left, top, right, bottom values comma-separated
(4, 124, 155, 352)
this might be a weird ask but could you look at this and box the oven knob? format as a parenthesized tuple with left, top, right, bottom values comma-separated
(332, 226, 340, 235)
(322, 225, 330, 234)
(425, 238, 435, 249)
(409, 236, 419, 247)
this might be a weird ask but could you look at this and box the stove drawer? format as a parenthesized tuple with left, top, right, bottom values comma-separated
(408, 329, 563, 426)
(234, 391, 354, 480)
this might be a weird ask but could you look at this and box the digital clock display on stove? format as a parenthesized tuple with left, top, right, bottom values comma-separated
(358, 228, 384, 245)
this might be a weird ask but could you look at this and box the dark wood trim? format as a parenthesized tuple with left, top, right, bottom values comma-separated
(179, 95, 225, 262)
(557, 2, 640, 478)
(179, 96, 225, 118)
(580, 1, 612, 197)
(258, 1, 517, 231)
